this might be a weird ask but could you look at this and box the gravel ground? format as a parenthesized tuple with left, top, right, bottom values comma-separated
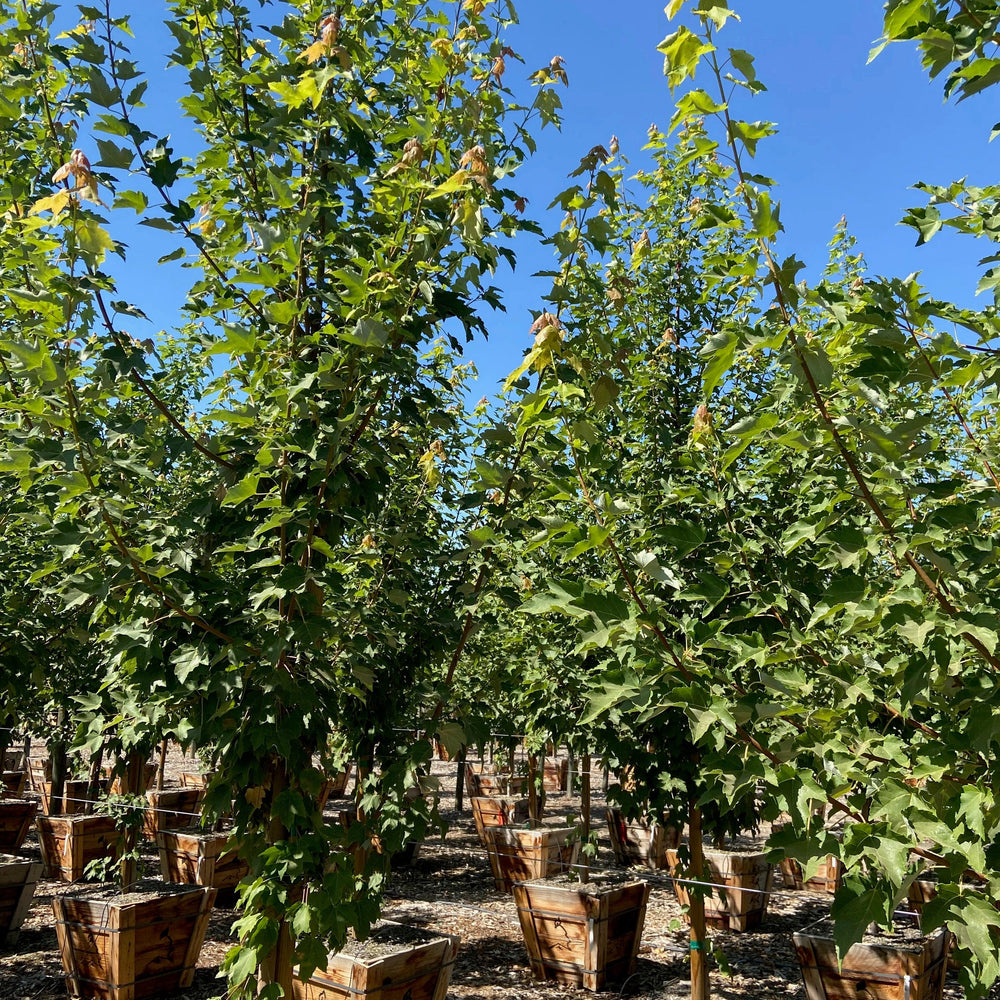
(0, 752, 988, 999)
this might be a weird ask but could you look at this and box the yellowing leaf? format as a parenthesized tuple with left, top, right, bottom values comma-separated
(29, 190, 73, 218)
(76, 219, 115, 264)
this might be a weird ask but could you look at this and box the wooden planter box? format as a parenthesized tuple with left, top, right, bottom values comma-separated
(471, 796, 530, 848)
(513, 877, 650, 991)
(485, 826, 579, 894)
(2, 770, 26, 796)
(793, 923, 948, 1000)
(324, 765, 352, 802)
(106, 762, 157, 796)
(28, 757, 51, 793)
(40, 778, 110, 816)
(779, 854, 843, 894)
(465, 765, 525, 797)
(542, 759, 569, 793)
(37, 814, 121, 882)
(292, 921, 459, 1000)
(156, 827, 249, 897)
(0, 855, 44, 946)
(606, 808, 679, 870)
(142, 788, 204, 841)
(667, 847, 773, 932)
(0, 797, 38, 853)
(179, 771, 212, 789)
(52, 880, 216, 1000)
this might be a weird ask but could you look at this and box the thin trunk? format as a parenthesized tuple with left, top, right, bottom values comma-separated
(157, 739, 168, 791)
(257, 756, 295, 998)
(688, 801, 710, 1000)
(526, 753, 540, 827)
(85, 739, 106, 815)
(579, 750, 591, 882)
(118, 749, 146, 891)
(454, 745, 467, 813)
(566, 745, 576, 795)
(49, 720, 67, 818)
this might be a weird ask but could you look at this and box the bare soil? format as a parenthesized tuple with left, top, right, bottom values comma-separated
(0, 751, 988, 999)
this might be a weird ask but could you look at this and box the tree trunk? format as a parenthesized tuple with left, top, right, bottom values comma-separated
(49, 728, 67, 818)
(257, 756, 295, 999)
(118, 749, 146, 891)
(526, 753, 541, 826)
(688, 801, 710, 1000)
(157, 739, 168, 791)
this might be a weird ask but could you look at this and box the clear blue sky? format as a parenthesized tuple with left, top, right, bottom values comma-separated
(90, 2, 998, 394)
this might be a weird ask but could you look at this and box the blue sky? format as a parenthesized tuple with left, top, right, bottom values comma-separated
(89, 2, 998, 394)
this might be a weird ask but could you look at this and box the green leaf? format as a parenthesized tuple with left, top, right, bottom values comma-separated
(221, 475, 260, 507)
(339, 318, 389, 349)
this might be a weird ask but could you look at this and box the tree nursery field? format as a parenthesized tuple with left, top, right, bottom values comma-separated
(2, 2, 1000, 999)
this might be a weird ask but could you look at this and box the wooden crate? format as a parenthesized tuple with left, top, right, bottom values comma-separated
(52, 881, 216, 1000)
(292, 922, 459, 1000)
(542, 759, 569, 793)
(793, 925, 948, 1000)
(156, 827, 249, 897)
(106, 762, 156, 796)
(779, 854, 843, 894)
(485, 826, 579, 894)
(40, 778, 110, 816)
(142, 788, 204, 840)
(0, 798, 38, 853)
(465, 765, 525, 797)
(324, 765, 353, 801)
(36, 814, 121, 882)
(1, 750, 24, 771)
(513, 878, 650, 991)
(668, 847, 773, 932)
(2, 770, 26, 796)
(470, 796, 530, 848)
(606, 808, 679, 870)
(27, 758, 50, 792)
(0, 856, 44, 946)
(179, 771, 212, 789)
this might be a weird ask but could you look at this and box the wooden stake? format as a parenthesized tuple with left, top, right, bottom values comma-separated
(688, 801, 710, 1000)
(579, 750, 591, 882)
(455, 745, 467, 813)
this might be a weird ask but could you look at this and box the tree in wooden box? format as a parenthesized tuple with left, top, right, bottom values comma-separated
(52, 879, 217, 1000)
(485, 824, 579, 894)
(0, 855, 44, 946)
(513, 874, 650, 992)
(292, 920, 459, 1000)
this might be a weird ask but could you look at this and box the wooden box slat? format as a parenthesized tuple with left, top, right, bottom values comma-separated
(485, 827, 579, 894)
(780, 854, 843, 894)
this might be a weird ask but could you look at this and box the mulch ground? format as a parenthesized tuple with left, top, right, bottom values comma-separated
(0, 754, 988, 999)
